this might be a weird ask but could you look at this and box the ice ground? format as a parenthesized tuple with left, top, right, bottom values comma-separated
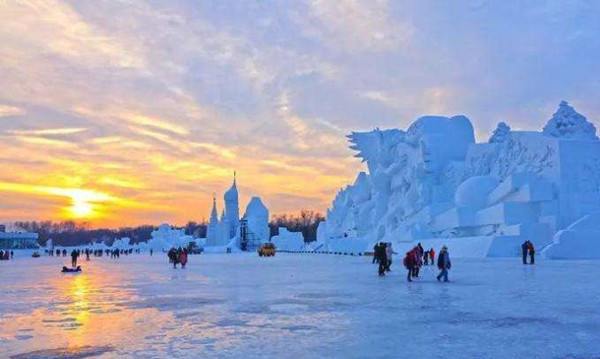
(1, 254, 600, 359)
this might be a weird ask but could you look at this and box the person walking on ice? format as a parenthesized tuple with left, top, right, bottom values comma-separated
(521, 240, 529, 264)
(528, 241, 535, 264)
(436, 246, 451, 282)
(403, 250, 415, 282)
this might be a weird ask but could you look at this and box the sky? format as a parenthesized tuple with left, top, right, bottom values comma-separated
(1, 0, 599, 228)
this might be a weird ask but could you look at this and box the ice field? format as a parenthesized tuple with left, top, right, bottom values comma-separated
(1, 253, 600, 359)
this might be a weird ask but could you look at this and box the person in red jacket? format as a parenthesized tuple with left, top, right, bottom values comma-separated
(403, 251, 415, 282)
(429, 248, 435, 264)
(528, 241, 535, 265)
(180, 248, 188, 269)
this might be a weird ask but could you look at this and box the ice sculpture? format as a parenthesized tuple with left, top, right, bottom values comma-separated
(147, 224, 197, 251)
(242, 197, 270, 244)
(318, 101, 600, 258)
(271, 228, 305, 251)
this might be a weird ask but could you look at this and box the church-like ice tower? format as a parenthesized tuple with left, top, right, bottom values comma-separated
(317, 101, 600, 259)
(204, 174, 270, 250)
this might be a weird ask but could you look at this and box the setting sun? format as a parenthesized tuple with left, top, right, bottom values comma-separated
(70, 199, 94, 218)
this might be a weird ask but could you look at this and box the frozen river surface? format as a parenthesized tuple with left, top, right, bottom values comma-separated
(1, 253, 599, 359)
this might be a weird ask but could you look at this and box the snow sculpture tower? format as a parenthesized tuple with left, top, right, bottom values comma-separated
(219, 209, 230, 244)
(205, 195, 220, 246)
(242, 197, 270, 245)
(223, 173, 240, 239)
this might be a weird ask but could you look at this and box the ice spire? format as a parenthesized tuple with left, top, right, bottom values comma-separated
(210, 193, 218, 222)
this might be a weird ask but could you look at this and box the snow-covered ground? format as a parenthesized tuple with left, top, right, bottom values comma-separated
(1, 253, 599, 358)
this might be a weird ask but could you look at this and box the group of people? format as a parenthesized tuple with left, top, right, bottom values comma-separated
(372, 242, 394, 276)
(372, 242, 452, 283)
(0, 250, 14, 260)
(402, 244, 451, 282)
(167, 247, 188, 269)
(521, 240, 536, 265)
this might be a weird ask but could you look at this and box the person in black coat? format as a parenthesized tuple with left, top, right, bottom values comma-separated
(521, 241, 529, 265)
(436, 246, 451, 282)
(372, 243, 379, 264)
(376, 243, 387, 276)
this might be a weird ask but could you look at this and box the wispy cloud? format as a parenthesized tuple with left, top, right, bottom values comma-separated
(0, 105, 24, 117)
(7, 128, 87, 136)
(129, 115, 189, 136)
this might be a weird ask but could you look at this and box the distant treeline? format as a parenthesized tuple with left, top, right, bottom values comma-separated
(12, 210, 324, 247)
(269, 210, 324, 242)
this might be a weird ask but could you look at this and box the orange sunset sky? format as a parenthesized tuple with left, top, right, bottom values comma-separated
(1, 1, 599, 228)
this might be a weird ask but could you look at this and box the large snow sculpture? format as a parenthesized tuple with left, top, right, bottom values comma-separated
(318, 101, 600, 258)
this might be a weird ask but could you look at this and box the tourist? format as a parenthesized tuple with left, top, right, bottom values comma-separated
(62, 249, 67, 257)
(403, 251, 415, 282)
(412, 247, 422, 278)
(180, 248, 188, 269)
(10, 250, 14, 260)
(168, 247, 179, 268)
(436, 246, 451, 282)
(429, 248, 435, 265)
(70, 249, 79, 267)
(521, 241, 529, 264)
(528, 241, 535, 265)
(372, 243, 379, 264)
(385, 242, 393, 272)
(150, 249, 153, 256)
(377, 242, 387, 276)
(423, 249, 429, 265)
(417, 242, 424, 257)
(85, 249, 90, 261)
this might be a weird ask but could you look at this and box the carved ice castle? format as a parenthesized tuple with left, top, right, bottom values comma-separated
(316, 101, 600, 259)
(204, 174, 270, 250)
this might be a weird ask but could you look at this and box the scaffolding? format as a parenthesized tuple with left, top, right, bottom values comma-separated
(239, 218, 261, 252)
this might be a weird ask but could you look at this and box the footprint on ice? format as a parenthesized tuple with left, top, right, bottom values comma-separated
(10, 345, 114, 359)
(214, 318, 247, 327)
(281, 325, 317, 332)
(42, 318, 76, 323)
(268, 303, 310, 313)
(14, 335, 33, 341)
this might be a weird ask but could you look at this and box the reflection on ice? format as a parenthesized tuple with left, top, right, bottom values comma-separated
(1, 254, 600, 358)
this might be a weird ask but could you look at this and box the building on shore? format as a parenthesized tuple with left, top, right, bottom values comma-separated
(0, 225, 39, 249)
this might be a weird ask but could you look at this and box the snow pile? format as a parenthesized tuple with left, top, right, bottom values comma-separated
(271, 228, 305, 251)
(319, 101, 600, 258)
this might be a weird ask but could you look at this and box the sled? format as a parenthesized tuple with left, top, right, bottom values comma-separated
(61, 266, 82, 273)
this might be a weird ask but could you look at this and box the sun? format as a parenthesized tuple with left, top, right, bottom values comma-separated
(71, 199, 94, 218)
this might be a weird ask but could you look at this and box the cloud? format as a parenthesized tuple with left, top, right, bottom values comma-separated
(6, 128, 87, 136)
(129, 115, 189, 136)
(299, 0, 413, 53)
(0, 105, 24, 117)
